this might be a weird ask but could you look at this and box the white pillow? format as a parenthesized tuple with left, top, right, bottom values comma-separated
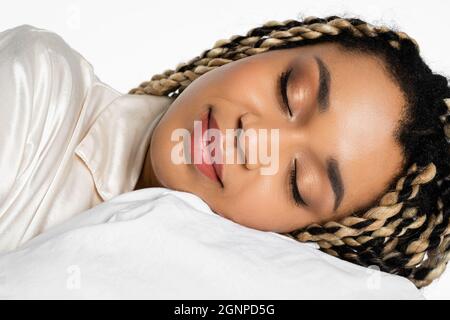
(0, 188, 423, 299)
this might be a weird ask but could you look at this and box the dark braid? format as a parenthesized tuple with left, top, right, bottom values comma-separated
(129, 15, 450, 288)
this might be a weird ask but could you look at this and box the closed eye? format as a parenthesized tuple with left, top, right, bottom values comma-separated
(290, 158, 307, 207)
(278, 67, 294, 117)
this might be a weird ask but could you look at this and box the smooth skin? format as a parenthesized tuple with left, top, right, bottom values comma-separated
(135, 42, 406, 233)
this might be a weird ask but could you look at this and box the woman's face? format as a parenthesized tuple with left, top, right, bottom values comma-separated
(148, 42, 406, 232)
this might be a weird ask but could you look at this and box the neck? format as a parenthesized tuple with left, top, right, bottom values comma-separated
(133, 94, 173, 190)
(135, 140, 163, 190)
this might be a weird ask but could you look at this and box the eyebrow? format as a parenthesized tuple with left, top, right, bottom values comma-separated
(313, 56, 342, 211)
(327, 157, 344, 212)
(314, 56, 331, 112)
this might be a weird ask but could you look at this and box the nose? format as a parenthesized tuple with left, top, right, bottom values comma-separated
(238, 112, 303, 171)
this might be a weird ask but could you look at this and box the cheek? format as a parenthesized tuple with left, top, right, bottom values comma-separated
(149, 119, 178, 188)
(209, 178, 309, 232)
(149, 62, 271, 186)
(149, 101, 197, 190)
(202, 58, 276, 110)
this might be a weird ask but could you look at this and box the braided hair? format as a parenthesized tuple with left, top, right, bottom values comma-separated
(129, 15, 450, 288)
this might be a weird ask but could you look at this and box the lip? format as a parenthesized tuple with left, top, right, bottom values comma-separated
(190, 107, 224, 186)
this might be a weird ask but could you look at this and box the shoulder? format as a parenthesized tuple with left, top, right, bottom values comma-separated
(0, 25, 100, 176)
(1, 24, 81, 56)
(0, 25, 102, 231)
(0, 24, 68, 59)
(0, 24, 97, 84)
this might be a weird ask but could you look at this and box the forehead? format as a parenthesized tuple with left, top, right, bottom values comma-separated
(276, 43, 406, 215)
(324, 43, 406, 215)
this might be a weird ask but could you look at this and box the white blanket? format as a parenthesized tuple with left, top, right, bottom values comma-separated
(0, 188, 423, 299)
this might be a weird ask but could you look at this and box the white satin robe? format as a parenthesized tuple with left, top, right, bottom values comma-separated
(0, 24, 173, 252)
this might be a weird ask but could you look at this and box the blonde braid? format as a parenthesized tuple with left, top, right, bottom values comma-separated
(288, 98, 449, 287)
(129, 16, 450, 288)
(128, 16, 418, 97)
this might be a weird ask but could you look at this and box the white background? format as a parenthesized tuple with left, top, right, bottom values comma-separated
(1, 0, 449, 94)
(1, 0, 449, 299)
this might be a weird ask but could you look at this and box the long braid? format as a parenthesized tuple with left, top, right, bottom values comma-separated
(129, 16, 450, 288)
(128, 16, 418, 97)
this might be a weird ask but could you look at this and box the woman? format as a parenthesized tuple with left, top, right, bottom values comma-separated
(131, 16, 450, 288)
(1, 16, 449, 288)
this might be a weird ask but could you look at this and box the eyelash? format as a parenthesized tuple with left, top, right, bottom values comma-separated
(279, 67, 294, 117)
(290, 159, 307, 207)
(279, 68, 306, 207)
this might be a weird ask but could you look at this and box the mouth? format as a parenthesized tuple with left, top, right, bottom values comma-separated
(190, 106, 224, 187)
